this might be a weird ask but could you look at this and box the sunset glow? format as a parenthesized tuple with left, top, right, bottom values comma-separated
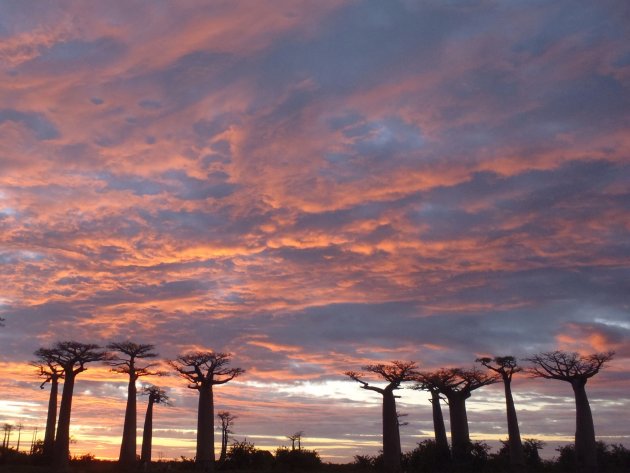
(1, 0, 629, 464)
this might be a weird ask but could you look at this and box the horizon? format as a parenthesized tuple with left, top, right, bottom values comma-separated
(0, 0, 629, 465)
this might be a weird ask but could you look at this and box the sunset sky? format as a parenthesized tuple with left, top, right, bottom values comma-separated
(0, 0, 629, 462)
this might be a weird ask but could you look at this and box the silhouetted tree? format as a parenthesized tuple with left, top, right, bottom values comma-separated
(46, 341, 107, 471)
(140, 385, 170, 467)
(2, 423, 13, 449)
(345, 361, 419, 473)
(32, 347, 65, 459)
(477, 356, 525, 469)
(169, 351, 244, 471)
(218, 411, 236, 463)
(415, 368, 498, 463)
(287, 431, 304, 451)
(526, 350, 614, 473)
(107, 341, 161, 467)
(411, 379, 450, 462)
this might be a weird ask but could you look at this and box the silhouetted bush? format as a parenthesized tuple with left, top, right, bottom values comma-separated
(402, 440, 451, 472)
(352, 454, 378, 470)
(221, 439, 274, 470)
(554, 442, 630, 472)
(275, 447, 322, 471)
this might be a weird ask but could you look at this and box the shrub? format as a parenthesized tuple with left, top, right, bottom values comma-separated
(275, 446, 322, 471)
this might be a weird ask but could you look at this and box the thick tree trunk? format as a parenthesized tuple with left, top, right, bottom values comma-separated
(572, 381, 598, 473)
(503, 376, 525, 469)
(53, 371, 75, 471)
(382, 390, 402, 473)
(430, 390, 450, 460)
(119, 366, 137, 467)
(196, 385, 215, 471)
(219, 428, 227, 463)
(447, 394, 470, 462)
(140, 397, 154, 466)
(43, 377, 59, 459)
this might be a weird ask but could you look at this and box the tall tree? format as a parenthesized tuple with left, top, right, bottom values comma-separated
(477, 356, 525, 469)
(46, 341, 107, 471)
(345, 361, 419, 473)
(411, 378, 450, 461)
(526, 350, 614, 473)
(32, 347, 65, 459)
(415, 368, 498, 462)
(217, 411, 236, 463)
(140, 385, 170, 467)
(2, 423, 13, 449)
(169, 351, 244, 471)
(107, 341, 161, 467)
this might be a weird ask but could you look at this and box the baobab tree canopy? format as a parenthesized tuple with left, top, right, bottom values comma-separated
(526, 351, 614, 383)
(170, 351, 245, 388)
(346, 360, 419, 391)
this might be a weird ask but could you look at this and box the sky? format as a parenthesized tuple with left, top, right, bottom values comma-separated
(0, 0, 629, 463)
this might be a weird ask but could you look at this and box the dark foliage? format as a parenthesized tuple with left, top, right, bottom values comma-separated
(221, 440, 274, 471)
(275, 446, 322, 471)
(556, 442, 630, 473)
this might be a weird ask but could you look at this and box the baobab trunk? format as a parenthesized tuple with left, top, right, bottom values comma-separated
(382, 390, 402, 473)
(119, 365, 137, 466)
(219, 429, 227, 463)
(503, 377, 525, 469)
(572, 380, 597, 473)
(430, 391, 450, 460)
(196, 385, 215, 471)
(43, 376, 59, 459)
(140, 396, 154, 465)
(53, 372, 76, 470)
(447, 395, 470, 462)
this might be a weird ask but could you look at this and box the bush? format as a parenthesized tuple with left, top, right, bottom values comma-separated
(402, 440, 451, 472)
(222, 439, 274, 470)
(275, 447, 322, 471)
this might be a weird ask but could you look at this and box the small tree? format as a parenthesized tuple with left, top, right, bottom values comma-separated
(46, 341, 107, 470)
(345, 361, 419, 473)
(218, 411, 237, 463)
(169, 351, 244, 471)
(526, 350, 614, 473)
(140, 385, 170, 467)
(287, 431, 304, 451)
(107, 341, 161, 467)
(415, 368, 498, 463)
(32, 348, 65, 459)
(477, 356, 525, 469)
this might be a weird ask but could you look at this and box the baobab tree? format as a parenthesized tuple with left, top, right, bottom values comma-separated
(287, 430, 304, 451)
(107, 341, 161, 467)
(32, 347, 65, 459)
(416, 368, 498, 462)
(526, 350, 614, 473)
(411, 375, 450, 462)
(345, 361, 419, 473)
(2, 423, 13, 449)
(140, 385, 171, 467)
(477, 356, 525, 469)
(218, 411, 236, 463)
(46, 341, 107, 470)
(169, 351, 244, 471)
